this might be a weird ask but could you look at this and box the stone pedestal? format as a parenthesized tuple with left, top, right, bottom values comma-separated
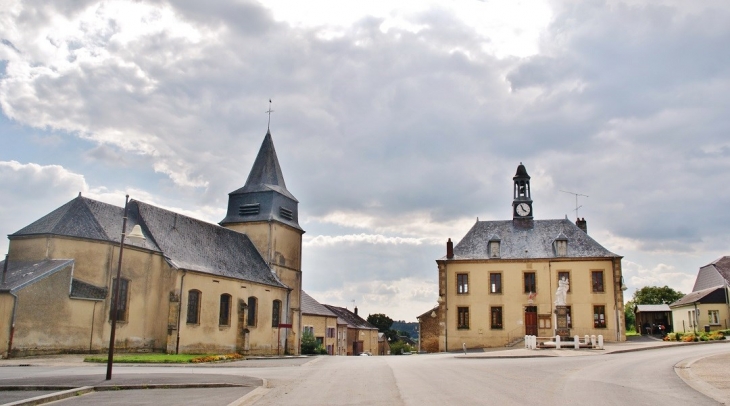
(554, 306, 570, 339)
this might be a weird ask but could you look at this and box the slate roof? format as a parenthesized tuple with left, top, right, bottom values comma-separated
(692, 256, 730, 292)
(301, 291, 338, 317)
(323, 305, 378, 330)
(447, 218, 619, 260)
(220, 131, 302, 231)
(12, 195, 129, 244)
(11, 196, 286, 289)
(670, 285, 727, 307)
(230, 131, 297, 201)
(70, 279, 108, 300)
(0, 259, 74, 293)
(635, 304, 671, 313)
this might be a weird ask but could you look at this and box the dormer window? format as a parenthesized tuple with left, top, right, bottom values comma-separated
(488, 237, 501, 258)
(553, 234, 568, 257)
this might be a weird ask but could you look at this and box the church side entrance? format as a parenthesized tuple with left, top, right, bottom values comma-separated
(525, 306, 538, 336)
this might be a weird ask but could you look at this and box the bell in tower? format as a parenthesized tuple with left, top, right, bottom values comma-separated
(512, 162, 534, 222)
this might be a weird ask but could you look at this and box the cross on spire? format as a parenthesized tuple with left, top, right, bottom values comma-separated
(266, 99, 274, 131)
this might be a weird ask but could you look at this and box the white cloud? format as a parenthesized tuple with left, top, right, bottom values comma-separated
(2, 0, 730, 321)
(305, 234, 430, 247)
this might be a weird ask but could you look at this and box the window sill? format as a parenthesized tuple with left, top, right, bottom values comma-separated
(457, 327, 470, 330)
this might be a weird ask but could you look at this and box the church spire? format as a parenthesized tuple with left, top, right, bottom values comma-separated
(220, 130, 300, 230)
(242, 130, 289, 194)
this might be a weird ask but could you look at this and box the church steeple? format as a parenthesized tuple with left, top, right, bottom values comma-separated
(512, 162, 534, 221)
(220, 127, 304, 356)
(220, 131, 301, 230)
(239, 130, 295, 200)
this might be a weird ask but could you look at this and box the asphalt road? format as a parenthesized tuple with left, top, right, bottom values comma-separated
(243, 345, 728, 406)
(0, 344, 728, 405)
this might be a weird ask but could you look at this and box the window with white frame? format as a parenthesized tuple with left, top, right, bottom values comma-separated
(709, 310, 720, 325)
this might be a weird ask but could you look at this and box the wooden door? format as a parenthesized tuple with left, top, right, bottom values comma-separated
(353, 341, 364, 355)
(525, 306, 538, 336)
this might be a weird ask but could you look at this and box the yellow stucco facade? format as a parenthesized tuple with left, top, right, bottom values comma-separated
(224, 221, 303, 355)
(1, 232, 291, 357)
(302, 313, 339, 354)
(436, 257, 626, 350)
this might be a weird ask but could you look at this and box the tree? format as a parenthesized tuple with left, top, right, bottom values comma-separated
(301, 331, 317, 355)
(367, 313, 394, 332)
(624, 299, 636, 331)
(632, 286, 684, 305)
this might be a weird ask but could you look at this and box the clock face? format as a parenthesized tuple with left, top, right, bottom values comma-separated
(516, 203, 531, 216)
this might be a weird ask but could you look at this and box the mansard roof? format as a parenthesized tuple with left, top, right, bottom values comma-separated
(445, 218, 620, 260)
(693, 256, 730, 292)
(11, 196, 286, 289)
(230, 130, 297, 201)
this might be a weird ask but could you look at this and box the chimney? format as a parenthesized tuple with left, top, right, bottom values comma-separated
(576, 218, 587, 234)
(446, 238, 454, 259)
(354, 306, 358, 316)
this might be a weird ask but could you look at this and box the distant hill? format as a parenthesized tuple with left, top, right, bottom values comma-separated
(392, 321, 418, 338)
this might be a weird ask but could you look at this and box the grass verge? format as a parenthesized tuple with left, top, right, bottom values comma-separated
(84, 353, 243, 363)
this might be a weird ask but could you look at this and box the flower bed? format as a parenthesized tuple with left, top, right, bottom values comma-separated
(663, 330, 727, 342)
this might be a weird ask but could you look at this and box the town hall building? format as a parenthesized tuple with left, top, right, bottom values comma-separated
(434, 163, 626, 350)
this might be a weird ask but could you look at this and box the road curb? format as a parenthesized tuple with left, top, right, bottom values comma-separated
(607, 339, 728, 355)
(674, 353, 728, 405)
(1, 386, 94, 406)
(0, 382, 261, 405)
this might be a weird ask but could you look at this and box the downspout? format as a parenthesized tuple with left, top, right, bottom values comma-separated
(693, 302, 698, 334)
(7, 292, 18, 358)
(175, 271, 186, 354)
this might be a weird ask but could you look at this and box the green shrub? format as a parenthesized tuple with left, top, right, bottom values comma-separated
(301, 331, 318, 355)
(389, 341, 413, 355)
(315, 345, 328, 355)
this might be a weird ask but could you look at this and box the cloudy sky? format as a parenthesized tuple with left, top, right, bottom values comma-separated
(1, 0, 729, 321)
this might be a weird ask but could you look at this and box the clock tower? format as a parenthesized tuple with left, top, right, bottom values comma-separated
(512, 163, 534, 222)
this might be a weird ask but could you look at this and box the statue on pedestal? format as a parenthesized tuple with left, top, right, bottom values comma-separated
(554, 276, 569, 306)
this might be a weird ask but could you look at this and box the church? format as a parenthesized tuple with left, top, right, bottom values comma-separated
(0, 131, 303, 357)
(434, 163, 627, 350)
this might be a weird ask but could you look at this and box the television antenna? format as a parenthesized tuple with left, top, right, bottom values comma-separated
(560, 190, 588, 218)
